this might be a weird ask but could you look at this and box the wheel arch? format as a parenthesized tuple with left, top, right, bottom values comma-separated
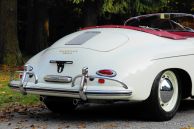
(170, 68, 192, 99)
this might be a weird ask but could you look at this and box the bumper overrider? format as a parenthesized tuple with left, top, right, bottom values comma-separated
(9, 65, 132, 101)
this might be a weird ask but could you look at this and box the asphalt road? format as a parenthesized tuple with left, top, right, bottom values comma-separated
(1, 99, 194, 129)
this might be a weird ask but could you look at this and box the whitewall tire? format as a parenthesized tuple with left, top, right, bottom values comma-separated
(146, 70, 181, 121)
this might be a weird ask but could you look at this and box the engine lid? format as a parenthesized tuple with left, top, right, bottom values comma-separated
(64, 30, 129, 52)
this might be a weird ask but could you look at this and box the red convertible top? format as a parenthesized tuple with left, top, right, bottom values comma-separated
(81, 25, 187, 40)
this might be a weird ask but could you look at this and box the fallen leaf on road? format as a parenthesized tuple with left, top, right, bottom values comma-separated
(17, 121, 22, 125)
(30, 124, 37, 129)
(30, 124, 35, 128)
(125, 124, 130, 128)
(0, 112, 6, 118)
(78, 122, 86, 128)
(103, 123, 118, 129)
(180, 125, 194, 129)
(65, 125, 70, 128)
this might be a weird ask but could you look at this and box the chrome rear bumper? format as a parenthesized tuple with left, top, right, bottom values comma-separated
(9, 65, 132, 100)
(9, 84, 132, 100)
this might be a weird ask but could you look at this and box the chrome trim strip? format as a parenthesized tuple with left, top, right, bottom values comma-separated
(90, 75, 128, 89)
(72, 75, 128, 89)
(86, 90, 132, 94)
(9, 86, 132, 97)
(152, 54, 194, 60)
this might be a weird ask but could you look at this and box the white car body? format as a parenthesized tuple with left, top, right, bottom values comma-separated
(9, 13, 194, 120)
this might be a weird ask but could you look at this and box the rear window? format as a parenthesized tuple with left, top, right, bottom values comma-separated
(65, 31, 100, 45)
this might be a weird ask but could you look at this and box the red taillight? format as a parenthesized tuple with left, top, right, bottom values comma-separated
(99, 70, 113, 75)
(96, 69, 116, 77)
(19, 73, 23, 79)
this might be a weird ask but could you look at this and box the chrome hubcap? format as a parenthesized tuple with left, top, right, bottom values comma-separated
(160, 78, 174, 103)
(158, 71, 178, 112)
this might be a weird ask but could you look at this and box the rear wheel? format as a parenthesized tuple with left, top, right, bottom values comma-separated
(42, 96, 77, 113)
(146, 70, 181, 121)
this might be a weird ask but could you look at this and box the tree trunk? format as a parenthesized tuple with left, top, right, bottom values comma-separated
(0, 0, 23, 65)
(83, 1, 102, 27)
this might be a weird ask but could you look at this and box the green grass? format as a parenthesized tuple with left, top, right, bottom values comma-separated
(0, 72, 40, 109)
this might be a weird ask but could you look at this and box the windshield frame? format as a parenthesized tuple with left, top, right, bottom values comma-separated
(124, 13, 194, 32)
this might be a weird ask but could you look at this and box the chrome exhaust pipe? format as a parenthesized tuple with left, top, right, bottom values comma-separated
(40, 96, 45, 102)
(73, 99, 80, 105)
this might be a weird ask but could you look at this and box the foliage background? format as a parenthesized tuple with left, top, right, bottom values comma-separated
(0, 0, 193, 110)
(0, 0, 193, 65)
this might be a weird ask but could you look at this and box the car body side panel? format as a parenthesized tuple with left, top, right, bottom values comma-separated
(21, 28, 194, 101)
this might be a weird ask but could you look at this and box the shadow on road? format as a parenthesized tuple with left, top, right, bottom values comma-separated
(179, 99, 194, 111)
(28, 102, 146, 122)
(25, 99, 194, 122)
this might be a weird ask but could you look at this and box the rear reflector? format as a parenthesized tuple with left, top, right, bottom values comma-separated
(19, 73, 23, 79)
(96, 69, 116, 77)
(98, 79, 105, 84)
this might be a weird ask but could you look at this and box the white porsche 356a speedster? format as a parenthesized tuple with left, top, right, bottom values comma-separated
(10, 13, 194, 121)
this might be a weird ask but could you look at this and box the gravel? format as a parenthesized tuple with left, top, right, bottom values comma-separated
(0, 99, 194, 129)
